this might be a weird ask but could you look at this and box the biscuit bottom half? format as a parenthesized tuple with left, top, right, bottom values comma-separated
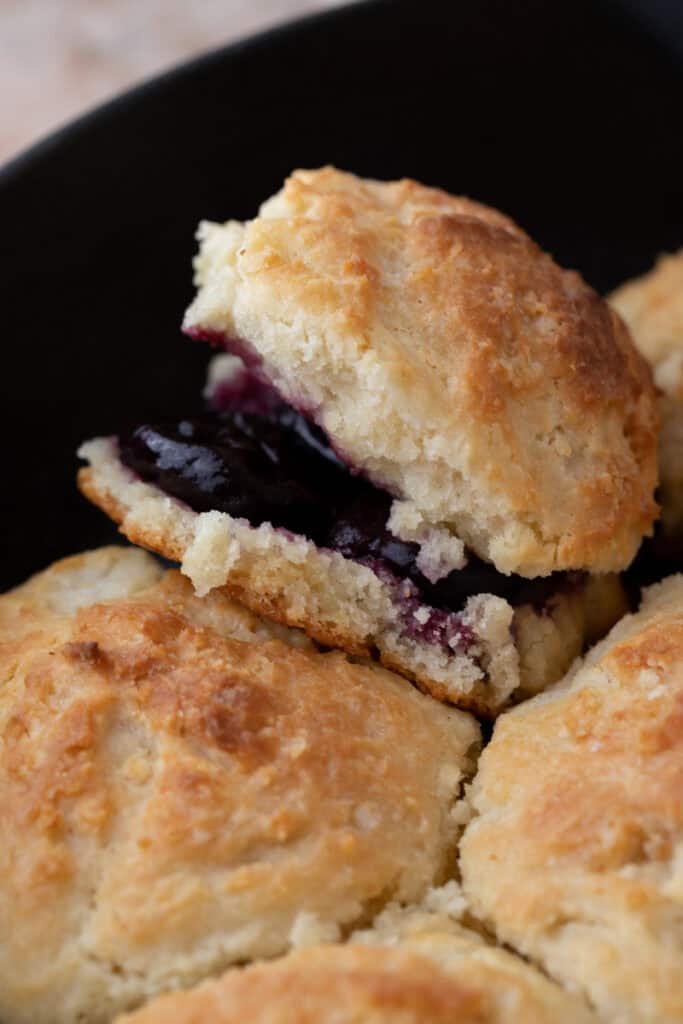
(78, 360, 627, 714)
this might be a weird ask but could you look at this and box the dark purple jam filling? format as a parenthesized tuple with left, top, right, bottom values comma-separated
(119, 400, 582, 622)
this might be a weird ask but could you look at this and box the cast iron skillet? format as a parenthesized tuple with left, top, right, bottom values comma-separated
(1, 0, 682, 589)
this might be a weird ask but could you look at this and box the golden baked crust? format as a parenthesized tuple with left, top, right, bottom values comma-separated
(460, 574, 683, 1023)
(78, 440, 626, 714)
(611, 251, 683, 535)
(184, 166, 658, 576)
(0, 548, 479, 1024)
(611, 251, 683, 396)
(116, 910, 596, 1024)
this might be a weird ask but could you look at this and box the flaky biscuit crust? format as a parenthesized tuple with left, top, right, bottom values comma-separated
(611, 251, 683, 535)
(116, 912, 596, 1024)
(0, 548, 478, 1024)
(460, 574, 683, 1023)
(185, 167, 658, 575)
(78, 440, 626, 714)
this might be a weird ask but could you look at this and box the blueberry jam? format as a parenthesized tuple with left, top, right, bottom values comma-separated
(119, 400, 581, 623)
(120, 410, 352, 541)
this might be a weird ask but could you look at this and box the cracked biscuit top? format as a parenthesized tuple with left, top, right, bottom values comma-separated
(460, 573, 683, 1023)
(0, 547, 478, 1024)
(184, 166, 658, 578)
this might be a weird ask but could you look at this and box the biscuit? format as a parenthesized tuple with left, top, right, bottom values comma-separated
(460, 573, 683, 1023)
(184, 166, 658, 576)
(611, 251, 683, 537)
(0, 548, 479, 1024)
(115, 903, 597, 1024)
(78, 167, 641, 711)
(78, 437, 628, 712)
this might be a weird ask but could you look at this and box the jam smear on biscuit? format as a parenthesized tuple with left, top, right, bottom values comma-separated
(120, 377, 580, 638)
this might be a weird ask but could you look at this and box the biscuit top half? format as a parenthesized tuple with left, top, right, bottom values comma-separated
(185, 167, 658, 578)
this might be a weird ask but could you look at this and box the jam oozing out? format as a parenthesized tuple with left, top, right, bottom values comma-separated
(119, 401, 581, 624)
(121, 411, 347, 541)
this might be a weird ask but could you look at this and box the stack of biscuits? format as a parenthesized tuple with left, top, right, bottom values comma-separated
(3, 167, 683, 1023)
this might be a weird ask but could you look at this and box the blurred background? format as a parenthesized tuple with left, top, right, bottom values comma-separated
(1, 0, 347, 163)
(2, 0, 682, 586)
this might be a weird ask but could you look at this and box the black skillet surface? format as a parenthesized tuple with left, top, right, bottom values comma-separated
(1, 0, 682, 589)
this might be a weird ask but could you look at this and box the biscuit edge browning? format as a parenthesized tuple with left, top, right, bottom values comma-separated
(113, 906, 598, 1024)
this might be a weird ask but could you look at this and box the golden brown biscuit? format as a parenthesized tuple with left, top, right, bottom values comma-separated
(79, 167, 642, 711)
(611, 251, 683, 537)
(184, 166, 657, 576)
(0, 548, 479, 1024)
(460, 573, 683, 1023)
(115, 905, 597, 1024)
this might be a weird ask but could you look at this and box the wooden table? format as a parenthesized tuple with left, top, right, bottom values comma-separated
(1, 0, 346, 163)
